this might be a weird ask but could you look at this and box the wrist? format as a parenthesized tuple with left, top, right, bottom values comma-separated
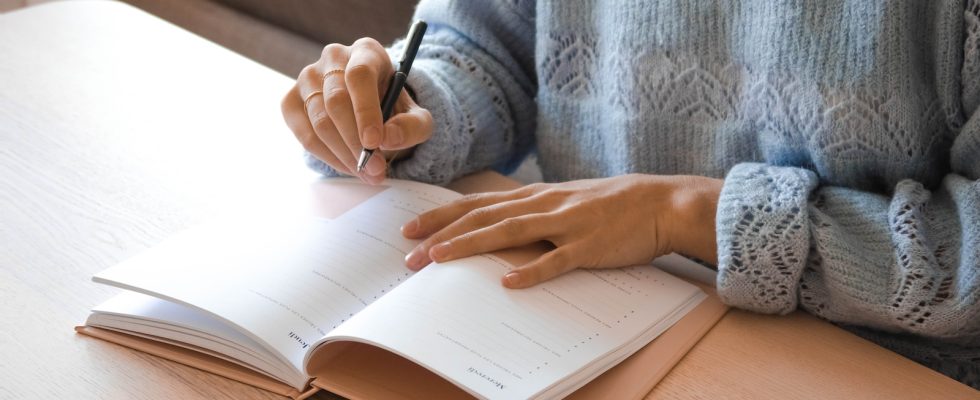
(668, 176, 722, 265)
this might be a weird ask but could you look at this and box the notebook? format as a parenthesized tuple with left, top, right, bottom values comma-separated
(77, 174, 727, 399)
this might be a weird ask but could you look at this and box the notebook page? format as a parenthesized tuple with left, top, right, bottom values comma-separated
(316, 251, 705, 399)
(91, 291, 275, 364)
(87, 293, 306, 388)
(94, 180, 460, 374)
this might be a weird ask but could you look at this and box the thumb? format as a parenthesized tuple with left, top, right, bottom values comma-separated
(380, 91, 433, 150)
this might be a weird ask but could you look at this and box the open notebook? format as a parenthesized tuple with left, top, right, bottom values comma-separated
(77, 176, 727, 399)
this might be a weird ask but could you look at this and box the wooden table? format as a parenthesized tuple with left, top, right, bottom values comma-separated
(1, 2, 974, 399)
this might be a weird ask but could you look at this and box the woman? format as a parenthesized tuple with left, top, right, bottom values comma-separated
(282, 0, 980, 388)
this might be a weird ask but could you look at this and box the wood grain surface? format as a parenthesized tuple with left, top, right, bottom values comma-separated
(0, 2, 329, 399)
(0, 2, 975, 399)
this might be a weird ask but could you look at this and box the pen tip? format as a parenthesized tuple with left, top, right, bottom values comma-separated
(356, 150, 371, 173)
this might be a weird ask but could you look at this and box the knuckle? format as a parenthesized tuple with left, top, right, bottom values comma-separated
(345, 63, 376, 83)
(499, 217, 526, 236)
(321, 43, 346, 59)
(352, 37, 382, 51)
(455, 231, 478, 245)
(415, 210, 438, 230)
(514, 186, 537, 198)
(465, 207, 495, 225)
(523, 183, 549, 195)
(542, 186, 567, 196)
(456, 194, 489, 211)
(310, 114, 332, 133)
(353, 101, 379, 117)
(541, 187, 574, 203)
(323, 86, 350, 110)
(299, 64, 319, 82)
(457, 193, 485, 206)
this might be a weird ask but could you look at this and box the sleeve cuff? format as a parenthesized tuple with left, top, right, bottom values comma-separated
(716, 163, 819, 314)
(385, 61, 474, 185)
(303, 151, 343, 177)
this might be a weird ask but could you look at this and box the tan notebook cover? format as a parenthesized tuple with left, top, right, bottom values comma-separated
(74, 325, 320, 400)
(76, 172, 729, 399)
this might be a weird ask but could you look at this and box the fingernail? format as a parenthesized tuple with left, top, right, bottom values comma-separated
(384, 125, 403, 148)
(365, 153, 385, 176)
(504, 272, 521, 287)
(363, 126, 381, 148)
(429, 241, 451, 261)
(405, 247, 423, 271)
(401, 219, 419, 236)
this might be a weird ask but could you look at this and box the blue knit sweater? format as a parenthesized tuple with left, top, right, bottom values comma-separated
(307, 0, 980, 387)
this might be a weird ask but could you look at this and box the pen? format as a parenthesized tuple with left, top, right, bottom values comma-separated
(356, 20, 427, 173)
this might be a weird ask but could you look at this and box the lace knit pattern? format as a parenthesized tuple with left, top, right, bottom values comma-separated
(715, 164, 818, 314)
(304, 0, 980, 388)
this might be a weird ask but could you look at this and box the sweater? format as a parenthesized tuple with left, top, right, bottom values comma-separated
(306, 0, 980, 387)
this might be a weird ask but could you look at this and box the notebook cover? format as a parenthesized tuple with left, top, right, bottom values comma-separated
(74, 326, 320, 400)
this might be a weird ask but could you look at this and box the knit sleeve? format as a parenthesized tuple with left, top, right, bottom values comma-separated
(714, 3, 980, 386)
(716, 161, 980, 325)
(307, 0, 538, 184)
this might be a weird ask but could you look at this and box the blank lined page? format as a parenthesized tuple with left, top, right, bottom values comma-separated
(94, 180, 460, 373)
(320, 251, 704, 399)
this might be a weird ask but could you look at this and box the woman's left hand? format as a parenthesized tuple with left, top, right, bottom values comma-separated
(401, 174, 723, 288)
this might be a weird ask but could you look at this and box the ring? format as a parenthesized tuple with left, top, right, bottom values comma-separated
(303, 90, 323, 110)
(322, 68, 345, 82)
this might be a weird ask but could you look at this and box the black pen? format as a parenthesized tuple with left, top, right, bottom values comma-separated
(356, 20, 427, 173)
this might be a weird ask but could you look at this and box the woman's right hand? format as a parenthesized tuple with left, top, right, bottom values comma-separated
(281, 37, 433, 184)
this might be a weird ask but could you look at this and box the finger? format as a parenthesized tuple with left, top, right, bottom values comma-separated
(306, 91, 359, 172)
(427, 213, 559, 263)
(402, 184, 546, 239)
(322, 64, 369, 172)
(503, 247, 579, 289)
(346, 39, 388, 149)
(381, 92, 433, 150)
(282, 86, 350, 174)
(298, 63, 359, 172)
(405, 196, 555, 270)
